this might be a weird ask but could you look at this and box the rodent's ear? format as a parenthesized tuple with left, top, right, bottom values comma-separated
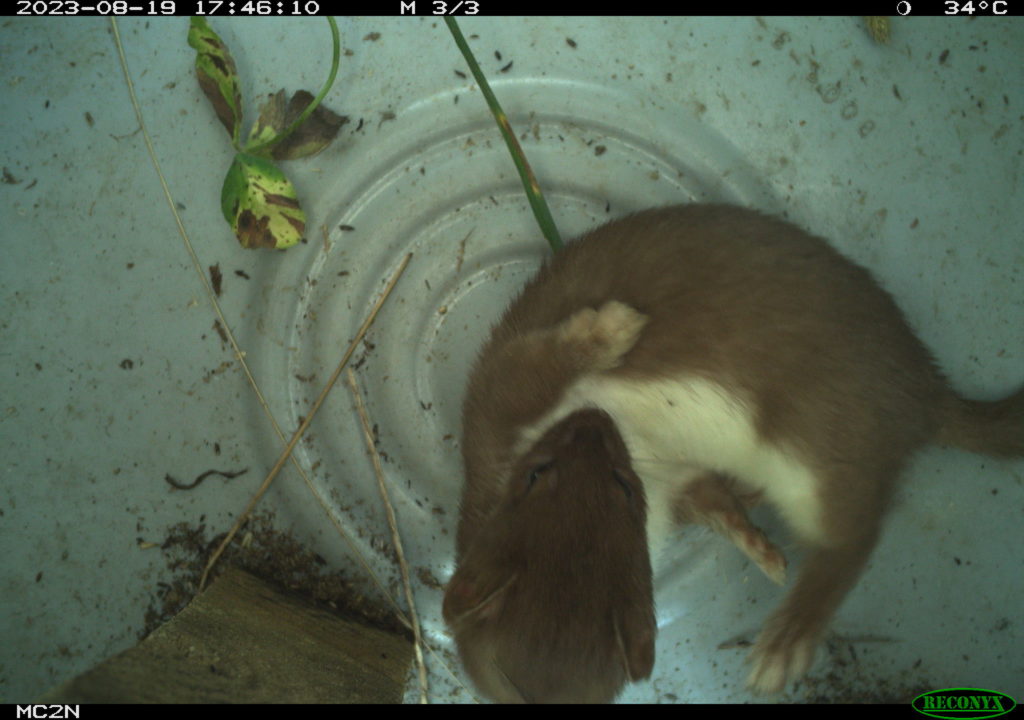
(442, 571, 516, 625)
(614, 608, 656, 682)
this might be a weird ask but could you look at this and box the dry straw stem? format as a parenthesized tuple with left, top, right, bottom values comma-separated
(198, 253, 413, 591)
(345, 368, 430, 704)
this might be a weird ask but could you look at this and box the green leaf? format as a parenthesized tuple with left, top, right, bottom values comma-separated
(248, 89, 348, 161)
(247, 89, 288, 151)
(270, 89, 348, 160)
(221, 153, 305, 249)
(188, 18, 243, 144)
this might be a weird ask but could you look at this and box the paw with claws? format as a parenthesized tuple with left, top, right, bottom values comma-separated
(746, 613, 821, 694)
(558, 300, 649, 372)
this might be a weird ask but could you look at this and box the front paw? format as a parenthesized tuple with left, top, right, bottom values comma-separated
(746, 612, 821, 694)
(559, 300, 649, 371)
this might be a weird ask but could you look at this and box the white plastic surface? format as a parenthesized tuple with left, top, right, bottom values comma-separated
(1, 17, 1022, 703)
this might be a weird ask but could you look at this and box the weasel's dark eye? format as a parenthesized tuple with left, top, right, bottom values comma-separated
(612, 468, 633, 498)
(527, 461, 554, 487)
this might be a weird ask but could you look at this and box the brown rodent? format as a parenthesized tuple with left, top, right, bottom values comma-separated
(444, 203, 1024, 702)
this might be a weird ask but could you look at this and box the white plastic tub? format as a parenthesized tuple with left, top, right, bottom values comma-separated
(1, 16, 1021, 703)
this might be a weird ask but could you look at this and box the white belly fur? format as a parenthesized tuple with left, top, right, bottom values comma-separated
(517, 374, 825, 561)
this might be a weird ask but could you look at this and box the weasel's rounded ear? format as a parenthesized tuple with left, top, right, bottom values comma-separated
(442, 570, 517, 626)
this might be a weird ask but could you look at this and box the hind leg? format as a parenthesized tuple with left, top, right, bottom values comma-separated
(746, 536, 877, 693)
(674, 474, 787, 585)
(746, 469, 887, 694)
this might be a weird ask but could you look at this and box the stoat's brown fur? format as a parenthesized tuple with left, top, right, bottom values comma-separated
(444, 204, 1024, 702)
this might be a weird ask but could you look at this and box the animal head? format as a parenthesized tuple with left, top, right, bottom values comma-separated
(444, 409, 656, 703)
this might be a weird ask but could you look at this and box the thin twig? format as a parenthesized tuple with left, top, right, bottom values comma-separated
(346, 367, 430, 704)
(198, 253, 412, 591)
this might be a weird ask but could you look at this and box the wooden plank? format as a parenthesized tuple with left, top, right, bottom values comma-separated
(41, 567, 412, 703)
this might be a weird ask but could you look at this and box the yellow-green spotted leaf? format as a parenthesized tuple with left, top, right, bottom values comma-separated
(271, 89, 348, 160)
(188, 18, 243, 143)
(247, 89, 348, 160)
(247, 89, 287, 151)
(221, 153, 305, 249)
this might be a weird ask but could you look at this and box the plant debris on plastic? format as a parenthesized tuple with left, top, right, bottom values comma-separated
(143, 512, 408, 640)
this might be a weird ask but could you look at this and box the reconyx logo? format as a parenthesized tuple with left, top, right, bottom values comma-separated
(913, 688, 1016, 720)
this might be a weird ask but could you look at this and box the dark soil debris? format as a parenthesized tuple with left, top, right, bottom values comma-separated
(416, 567, 443, 591)
(784, 639, 935, 703)
(212, 319, 228, 345)
(163, 467, 247, 491)
(209, 264, 223, 297)
(142, 513, 409, 641)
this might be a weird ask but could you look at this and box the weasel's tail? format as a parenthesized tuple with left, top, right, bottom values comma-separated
(937, 386, 1024, 457)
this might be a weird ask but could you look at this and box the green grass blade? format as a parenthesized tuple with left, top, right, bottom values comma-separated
(445, 18, 563, 253)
